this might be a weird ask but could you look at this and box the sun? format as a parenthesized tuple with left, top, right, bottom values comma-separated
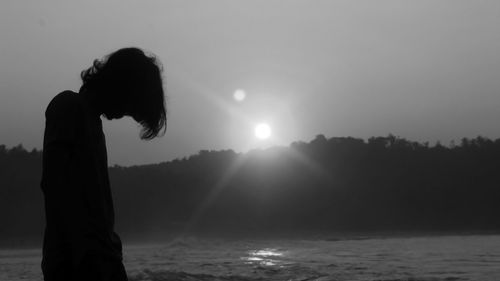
(255, 123, 271, 140)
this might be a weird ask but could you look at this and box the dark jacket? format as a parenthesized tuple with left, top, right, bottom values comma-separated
(41, 90, 122, 274)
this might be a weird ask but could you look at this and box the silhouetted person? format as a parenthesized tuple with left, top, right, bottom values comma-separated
(41, 47, 166, 281)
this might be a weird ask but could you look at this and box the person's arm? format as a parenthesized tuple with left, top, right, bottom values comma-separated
(41, 92, 89, 267)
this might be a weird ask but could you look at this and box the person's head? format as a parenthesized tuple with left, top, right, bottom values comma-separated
(80, 47, 166, 140)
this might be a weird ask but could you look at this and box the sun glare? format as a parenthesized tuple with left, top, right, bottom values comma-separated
(233, 89, 246, 102)
(255, 123, 271, 140)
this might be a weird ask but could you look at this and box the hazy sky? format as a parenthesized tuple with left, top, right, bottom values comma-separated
(1, 1, 500, 165)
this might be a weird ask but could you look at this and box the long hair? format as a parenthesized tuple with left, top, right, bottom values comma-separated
(81, 47, 167, 139)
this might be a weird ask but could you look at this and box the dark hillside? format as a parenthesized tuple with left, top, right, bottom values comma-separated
(1, 135, 500, 246)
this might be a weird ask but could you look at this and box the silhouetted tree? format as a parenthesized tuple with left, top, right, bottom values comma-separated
(1, 135, 500, 246)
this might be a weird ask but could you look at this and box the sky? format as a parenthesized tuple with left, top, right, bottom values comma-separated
(1, 1, 499, 165)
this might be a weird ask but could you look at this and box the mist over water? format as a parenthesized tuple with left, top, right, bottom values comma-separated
(2, 235, 500, 281)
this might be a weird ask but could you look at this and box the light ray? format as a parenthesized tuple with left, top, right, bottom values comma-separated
(168, 71, 332, 239)
(181, 154, 247, 233)
(168, 74, 254, 236)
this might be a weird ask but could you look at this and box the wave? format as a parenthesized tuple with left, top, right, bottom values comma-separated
(128, 268, 267, 281)
(127, 266, 333, 281)
(128, 268, 468, 281)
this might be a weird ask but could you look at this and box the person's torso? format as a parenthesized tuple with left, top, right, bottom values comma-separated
(42, 90, 122, 260)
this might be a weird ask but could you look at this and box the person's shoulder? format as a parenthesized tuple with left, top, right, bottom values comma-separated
(45, 91, 80, 118)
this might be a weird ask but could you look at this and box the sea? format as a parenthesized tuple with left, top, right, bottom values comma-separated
(1, 235, 500, 281)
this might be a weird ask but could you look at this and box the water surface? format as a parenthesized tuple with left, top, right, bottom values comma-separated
(1, 235, 499, 281)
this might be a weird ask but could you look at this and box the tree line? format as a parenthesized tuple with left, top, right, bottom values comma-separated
(1, 135, 499, 246)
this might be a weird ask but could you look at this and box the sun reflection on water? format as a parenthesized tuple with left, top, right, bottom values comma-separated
(241, 248, 286, 267)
